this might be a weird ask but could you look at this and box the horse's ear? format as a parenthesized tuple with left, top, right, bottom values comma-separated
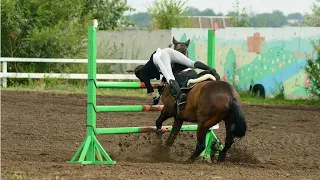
(184, 39, 190, 47)
(173, 37, 178, 45)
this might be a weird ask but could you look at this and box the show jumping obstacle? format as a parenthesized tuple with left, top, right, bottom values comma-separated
(68, 25, 223, 165)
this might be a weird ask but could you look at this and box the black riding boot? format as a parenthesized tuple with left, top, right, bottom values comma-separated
(169, 79, 187, 110)
(194, 61, 221, 80)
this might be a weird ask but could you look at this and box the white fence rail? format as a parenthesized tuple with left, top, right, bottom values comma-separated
(0, 57, 148, 88)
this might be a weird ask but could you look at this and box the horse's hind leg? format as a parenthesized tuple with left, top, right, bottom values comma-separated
(164, 116, 183, 147)
(185, 124, 208, 163)
(218, 122, 234, 162)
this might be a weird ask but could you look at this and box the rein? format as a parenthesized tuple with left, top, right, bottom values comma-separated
(158, 83, 168, 99)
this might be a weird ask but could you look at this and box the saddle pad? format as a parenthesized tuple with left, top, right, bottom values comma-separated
(209, 124, 219, 130)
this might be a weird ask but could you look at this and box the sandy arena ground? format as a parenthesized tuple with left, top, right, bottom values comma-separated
(1, 90, 320, 179)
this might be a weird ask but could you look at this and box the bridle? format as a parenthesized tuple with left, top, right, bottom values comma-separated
(157, 83, 167, 97)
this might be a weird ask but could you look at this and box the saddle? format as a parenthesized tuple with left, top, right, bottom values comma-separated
(175, 69, 217, 93)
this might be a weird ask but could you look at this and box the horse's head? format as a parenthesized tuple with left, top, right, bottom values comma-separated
(171, 37, 190, 75)
(172, 36, 190, 57)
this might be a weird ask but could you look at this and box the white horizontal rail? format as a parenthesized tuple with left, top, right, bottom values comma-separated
(0, 58, 147, 87)
(0, 73, 137, 80)
(0, 57, 148, 64)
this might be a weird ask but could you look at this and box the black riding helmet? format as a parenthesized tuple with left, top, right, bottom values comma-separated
(134, 65, 145, 81)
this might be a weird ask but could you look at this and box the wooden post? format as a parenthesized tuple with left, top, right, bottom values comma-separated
(2, 61, 7, 88)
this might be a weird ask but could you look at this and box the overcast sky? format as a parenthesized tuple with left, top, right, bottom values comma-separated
(127, 0, 315, 15)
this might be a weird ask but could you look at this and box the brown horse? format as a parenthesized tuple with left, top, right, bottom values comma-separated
(155, 37, 247, 163)
(155, 75, 247, 163)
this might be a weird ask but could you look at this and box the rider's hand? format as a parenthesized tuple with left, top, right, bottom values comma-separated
(152, 96, 160, 105)
(157, 85, 164, 94)
(148, 92, 159, 105)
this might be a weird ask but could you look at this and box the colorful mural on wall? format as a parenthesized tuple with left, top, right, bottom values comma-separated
(172, 27, 320, 99)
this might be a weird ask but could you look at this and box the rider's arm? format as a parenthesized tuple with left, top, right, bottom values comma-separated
(143, 79, 154, 94)
(144, 80, 160, 105)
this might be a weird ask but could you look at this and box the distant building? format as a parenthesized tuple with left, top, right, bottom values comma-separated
(185, 16, 232, 29)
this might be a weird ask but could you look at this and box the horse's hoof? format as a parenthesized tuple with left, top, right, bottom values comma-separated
(217, 151, 226, 162)
(155, 129, 163, 137)
(184, 157, 196, 164)
(157, 145, 170, 154)
(217, 157, 224, 162)
(210, 154, 218, 163)
(184, 159, 194, 164)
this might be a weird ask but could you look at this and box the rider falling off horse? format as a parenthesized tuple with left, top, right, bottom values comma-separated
(134, 47, 220, 110)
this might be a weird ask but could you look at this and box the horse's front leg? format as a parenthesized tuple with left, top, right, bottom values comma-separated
(155, 112, 171, 137)
(185, 123, 208, 163)
(164, 116, 183, 147)
(153, 114, 180, 162)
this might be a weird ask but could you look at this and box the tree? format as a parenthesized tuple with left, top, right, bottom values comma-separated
(83, 0, 135, 30)
(305, 0, 320, 26)
(226, 11, 236, 16)
(147, 0, 194, 29)
(185, 6, 201, 16)
(229, 0, 252, 27)
(271, 10, 287, 27)
(198, 8, 216, 16)
(287, 12, 304, 20)
(1, 0, 93, 77)
(1, 0, 136, 77)
(186, 7, 216, 16)
(1, 0, 91, 59)
(1, 0, 136, 59)
(250, 13, 268, 27)
(130, 12, 152, 28)
(251, 11, 287, 27)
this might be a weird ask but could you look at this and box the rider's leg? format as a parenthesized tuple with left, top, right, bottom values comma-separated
(153, 50, 175, 83)
(194, 62, 220, 80)
(163, 48, 195, 67)
(163, 48, 220, 80)
(153, 50, 187, 109)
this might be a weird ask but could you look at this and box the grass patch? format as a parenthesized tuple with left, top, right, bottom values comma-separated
(241, 96, 320, 105)
(239, 91, 320, 106)
(9, 172, 25, 180)
(2, 81, 320, 106)
(3, 83, 149, 98)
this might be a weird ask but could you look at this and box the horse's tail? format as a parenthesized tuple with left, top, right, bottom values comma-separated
(229, 98, 247, 138)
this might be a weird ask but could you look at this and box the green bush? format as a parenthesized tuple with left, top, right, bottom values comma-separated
(305, 44, 320, 99)
(1, 0, 133, 87)
(147, 0, 194, 29)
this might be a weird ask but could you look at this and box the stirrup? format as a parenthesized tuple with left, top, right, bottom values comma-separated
(177, 93, 187, 110)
